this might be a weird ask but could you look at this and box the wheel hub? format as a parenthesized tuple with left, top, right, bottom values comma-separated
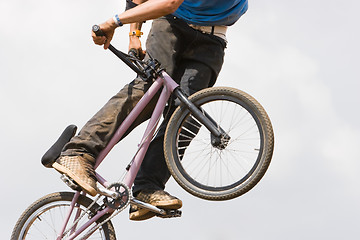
(211, 134, 230, 150)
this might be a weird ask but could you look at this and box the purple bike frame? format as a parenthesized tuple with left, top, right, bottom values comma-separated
(60, 71, 179, 239)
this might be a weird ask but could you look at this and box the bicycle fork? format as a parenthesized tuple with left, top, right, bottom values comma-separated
(173, 88, 231, 148)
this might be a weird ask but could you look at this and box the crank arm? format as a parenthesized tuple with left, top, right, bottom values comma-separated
(97, 186, 121, 199)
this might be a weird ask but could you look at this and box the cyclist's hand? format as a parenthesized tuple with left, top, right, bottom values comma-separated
(92, 19, 117, 50)
(129, 35, 146, 60)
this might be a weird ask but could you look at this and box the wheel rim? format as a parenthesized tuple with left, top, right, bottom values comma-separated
(19, 200, 107, 239)
(174, 95, 264, 192)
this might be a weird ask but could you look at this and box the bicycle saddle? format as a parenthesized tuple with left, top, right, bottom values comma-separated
(41, 124, 77, 168)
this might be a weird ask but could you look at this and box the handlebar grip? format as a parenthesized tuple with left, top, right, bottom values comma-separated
(92, 25, 105, 37)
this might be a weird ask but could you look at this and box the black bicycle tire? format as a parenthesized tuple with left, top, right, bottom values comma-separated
(11, 192, 116, 240)
(164, 87, 274, 201)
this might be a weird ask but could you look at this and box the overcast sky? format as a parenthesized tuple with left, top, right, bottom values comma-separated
(1, 0, 360, 239)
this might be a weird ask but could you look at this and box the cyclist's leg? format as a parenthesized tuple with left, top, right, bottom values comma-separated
(129, 17, 190, 220)
(61, 78, 157, 158)
(53, 78, 159, 196)
(129, 61, 216, 220)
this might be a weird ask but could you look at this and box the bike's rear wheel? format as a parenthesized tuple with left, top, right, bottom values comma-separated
(11, 192, 116, 240)
(164, 87, 274, 200)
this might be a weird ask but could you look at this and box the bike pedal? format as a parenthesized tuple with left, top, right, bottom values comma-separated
(60, 174, 82, 191)
(157, 209, 182, 218)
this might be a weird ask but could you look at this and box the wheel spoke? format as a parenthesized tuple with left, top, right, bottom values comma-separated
(179, 99, 262, 187)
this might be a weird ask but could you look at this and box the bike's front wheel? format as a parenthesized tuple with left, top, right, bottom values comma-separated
(164, 87, 274, 201)
(11, 192, 116, 240)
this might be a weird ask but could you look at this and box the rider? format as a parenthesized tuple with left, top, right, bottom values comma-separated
(53, 0, 248, 221)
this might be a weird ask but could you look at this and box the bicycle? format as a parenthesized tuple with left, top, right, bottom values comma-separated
(11, 25, 274, 240)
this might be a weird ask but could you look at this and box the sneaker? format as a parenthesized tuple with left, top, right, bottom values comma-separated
(129, 189, 182, 221)
(52, 155, 98, 196)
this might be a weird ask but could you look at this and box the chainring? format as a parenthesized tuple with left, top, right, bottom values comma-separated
(104, 183, 131, 210)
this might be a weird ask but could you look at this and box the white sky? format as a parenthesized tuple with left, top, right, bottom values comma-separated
(1, 0, 360, 239)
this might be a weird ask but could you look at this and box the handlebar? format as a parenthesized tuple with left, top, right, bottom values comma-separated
(92, 25, 144, 76)
(92, 25, 163, 81)
(92, 25, 137, 57)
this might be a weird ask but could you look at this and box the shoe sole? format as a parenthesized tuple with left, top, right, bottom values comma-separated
(129, 199, 182, 221)
(129, 208, 156, 221)
(151, 199, 182, 209)
(52, 162, 98, 196)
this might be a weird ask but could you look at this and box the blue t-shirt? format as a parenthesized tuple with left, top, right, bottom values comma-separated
(173, 0, 248, 26)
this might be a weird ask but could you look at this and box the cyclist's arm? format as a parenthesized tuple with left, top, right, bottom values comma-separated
(120, 0, 183, 24)
(93, 0, 183, 49)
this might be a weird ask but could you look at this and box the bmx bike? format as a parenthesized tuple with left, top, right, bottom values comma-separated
(11, 25, 274, 239)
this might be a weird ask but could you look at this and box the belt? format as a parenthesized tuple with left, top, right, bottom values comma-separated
(189, 24, 228, 42)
